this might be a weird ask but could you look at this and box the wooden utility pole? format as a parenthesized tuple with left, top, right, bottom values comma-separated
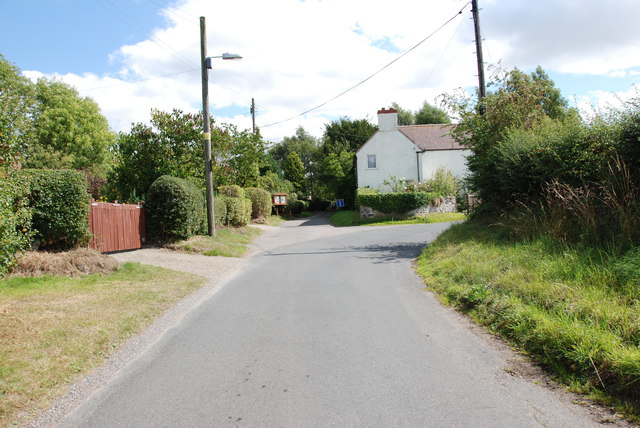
(471, 0, 486, 101)
(200, 16, 216, 236)
(250, 98, 256, 133)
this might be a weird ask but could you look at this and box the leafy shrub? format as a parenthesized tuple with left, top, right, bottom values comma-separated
(0, 173, 33, 275)
(146, 175, 205, 242)
(218, 185, 245, 198)
(357, 192, 434, 214)
(425, 167, 459, 197)
(244, 187, 271, 219)
(223, 196, 251, 227)
(18, 169, 91, 250)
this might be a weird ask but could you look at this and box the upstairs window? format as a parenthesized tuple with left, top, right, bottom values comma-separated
(367, 155, 377, 169)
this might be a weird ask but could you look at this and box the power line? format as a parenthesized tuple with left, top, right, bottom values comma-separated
(259, 2, 471, 129)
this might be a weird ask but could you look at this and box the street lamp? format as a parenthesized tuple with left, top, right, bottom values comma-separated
(200, 16, 242, 237)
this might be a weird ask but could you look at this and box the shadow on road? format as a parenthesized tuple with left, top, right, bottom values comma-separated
(296, 212, 334, 227)
(264, 242, 426, 264)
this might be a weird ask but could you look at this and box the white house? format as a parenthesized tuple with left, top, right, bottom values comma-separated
(356, 107, 470, 190)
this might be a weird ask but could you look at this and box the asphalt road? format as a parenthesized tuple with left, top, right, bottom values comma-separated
(59, 217, 608, 427)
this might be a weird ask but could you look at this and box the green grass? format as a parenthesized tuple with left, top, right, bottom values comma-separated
(169, 226, 262, 257)
(415, 221, 640, 420)
(329, 210, 466, 227)
(0, 263, 205, 426)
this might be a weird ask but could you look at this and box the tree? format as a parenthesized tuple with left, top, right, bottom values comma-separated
(444, 65, 574, 208)
(391, 101, 450, 125)
(391, 102, 414, 126)
(283, 151, 306, 195)
(0, 54, 35, 171)
(109, 109, 267, 201)
(109, 109, 204, 201)
(414, 101, 451, 124)
(322, 117, 376, 155)
(269, 126, 319, 175)
(25, 78, 115, 178)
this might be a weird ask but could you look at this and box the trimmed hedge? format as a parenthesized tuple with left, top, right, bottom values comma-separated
(223, 196, 251, 227)
(244, 187, 271, 219)
(0, 173, 33, 275)
(18, 169, 91, 250)
(146, 175, 205, 242)
(213, 196, 227, 226)
(219, 185, 245, 198)
(357, 192, 434, 214)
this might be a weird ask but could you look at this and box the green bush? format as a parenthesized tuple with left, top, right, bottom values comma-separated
(146, 175, 205, 242)
(0, 174, 33, 275)
(213, 196, 227, 226)
(425, 167, 459, 197)
(244, 187, 272, 219)
(223, 196, 251, 227)
(357, 192, 433, 214)
(18, 169, 91, 250)
(218, 185, 245, 198)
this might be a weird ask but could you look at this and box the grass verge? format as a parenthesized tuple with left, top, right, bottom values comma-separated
(168, 226, 262, 257)
(415, 221, 640, 420)
(0, 263, 205, 426)
(329, 210, 466, 227)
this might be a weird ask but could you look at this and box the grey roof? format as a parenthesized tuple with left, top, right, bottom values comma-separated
(397, 124, 463, 151)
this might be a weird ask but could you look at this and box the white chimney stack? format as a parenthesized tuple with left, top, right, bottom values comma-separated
(377, 107, 398, 131)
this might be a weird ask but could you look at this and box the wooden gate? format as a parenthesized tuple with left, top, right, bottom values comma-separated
(89, 201, 146, 252)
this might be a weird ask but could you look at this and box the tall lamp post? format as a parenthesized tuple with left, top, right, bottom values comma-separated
(200, 16, 242, 237)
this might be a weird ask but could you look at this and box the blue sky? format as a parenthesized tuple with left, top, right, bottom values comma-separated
(2, 0, 639, 142)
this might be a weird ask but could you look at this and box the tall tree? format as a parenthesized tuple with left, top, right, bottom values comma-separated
(25, 78, 115, 177)
(283, 151, 306, 195)
(444, 66, 573, 207)
(391, 102, 414, 126)
(0, 54, 35, 171)
(322, 117, 376, 155)
(414, 101, 451, 124)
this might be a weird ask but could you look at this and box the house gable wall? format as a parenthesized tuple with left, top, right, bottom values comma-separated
(356, 130, 418, 190)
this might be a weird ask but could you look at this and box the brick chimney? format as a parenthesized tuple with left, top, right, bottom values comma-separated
(377, 107, 398, 131)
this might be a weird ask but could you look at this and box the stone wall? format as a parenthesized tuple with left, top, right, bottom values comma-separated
(359, 196, 457, 219)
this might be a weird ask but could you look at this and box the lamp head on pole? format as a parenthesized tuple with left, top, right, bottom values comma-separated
(206, 52, 243, 69)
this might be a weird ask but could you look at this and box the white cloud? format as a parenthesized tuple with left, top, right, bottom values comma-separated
(22, 0, 640, 142)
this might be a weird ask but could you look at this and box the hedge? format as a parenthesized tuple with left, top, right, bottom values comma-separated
(0, 173, 33, 275)
(244, 187, 271, 219)
(219, 185, 245, 198)
(18, 169, 91, 250)
(356, 191, 434, 214)
(146, 175, 206, 242)
(222, 196, 252, 227)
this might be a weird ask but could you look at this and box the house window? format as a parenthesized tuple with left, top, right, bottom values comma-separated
(367, 155, 377, 169)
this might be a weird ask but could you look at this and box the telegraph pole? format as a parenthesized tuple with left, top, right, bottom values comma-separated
(200, 16, 216, 236)
(250, 98, 256, 133)
(471, 0, 486, 101)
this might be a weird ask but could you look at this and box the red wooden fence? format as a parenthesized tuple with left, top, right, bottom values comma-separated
(89, 201, 146, 252)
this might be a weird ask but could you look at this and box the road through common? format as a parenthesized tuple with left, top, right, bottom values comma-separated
(58, 215, 614, 427)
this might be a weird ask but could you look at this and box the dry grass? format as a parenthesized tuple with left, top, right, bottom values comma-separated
(0, 262, 205, 426)
(11, 249, 120, 278)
